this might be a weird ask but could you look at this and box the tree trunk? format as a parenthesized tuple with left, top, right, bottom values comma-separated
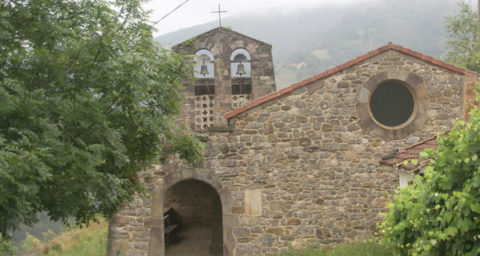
(478, 0, 480, 41)
(0, 225, 7, 239)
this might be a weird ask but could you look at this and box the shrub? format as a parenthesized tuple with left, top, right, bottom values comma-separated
(281, 241, 394, 256)
(0, 234, 17, 256)
(381, 107, 480, 255)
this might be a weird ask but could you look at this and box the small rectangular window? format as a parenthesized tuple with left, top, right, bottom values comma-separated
(232, 79, 251, 95)
(194, 85, 215, 95)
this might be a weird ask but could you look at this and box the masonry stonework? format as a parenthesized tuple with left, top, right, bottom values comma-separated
(107, 29, 478, 256)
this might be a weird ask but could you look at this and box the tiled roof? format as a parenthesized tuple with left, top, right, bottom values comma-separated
(224, 42, 476, 119)
(379, 136, 437, 170)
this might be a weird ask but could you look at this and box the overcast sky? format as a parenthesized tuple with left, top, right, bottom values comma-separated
(145, 0, 370, 36)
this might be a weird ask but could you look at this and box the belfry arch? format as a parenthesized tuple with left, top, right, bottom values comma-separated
(147, 169, 235, 256)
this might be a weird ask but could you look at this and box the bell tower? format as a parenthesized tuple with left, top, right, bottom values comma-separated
(173, 27, 276, 131)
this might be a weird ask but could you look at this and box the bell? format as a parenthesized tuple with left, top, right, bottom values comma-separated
(200, 63, 209, 76)
(236, 63, 246, 76)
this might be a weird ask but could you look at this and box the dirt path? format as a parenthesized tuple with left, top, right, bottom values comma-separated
(166, 225, 213, 256)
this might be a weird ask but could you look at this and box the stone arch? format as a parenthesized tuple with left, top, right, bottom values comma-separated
(230, 48, 252, 96)
(194, 49, 215, 79)
(147, 169, 235, 256)
(230, 48, 251, 79)
(355, 70, 428, 139)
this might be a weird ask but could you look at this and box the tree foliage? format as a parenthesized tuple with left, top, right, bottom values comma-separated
(444, 0, 480, 72)
(0, 234, 16, 256)
(381, 107, 480, 255)
(381, 3, 480, 253)
(0, 0, 202, 239)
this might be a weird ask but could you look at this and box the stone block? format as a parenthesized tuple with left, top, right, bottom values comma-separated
(112, 216, 130, 226)
(244, 190, 262, 216)
(287, 218, 301, 226)
(260, 233, 276, 246)
(321, 123, 333, 132)
(269, 201, 286, 210)
(267, 227, 284, 236)
(108, 239, 131, 254)
(307, 80, 325, 94)
(233, 227, 251, 237)
(231, 206, 245, 214)
(337, 81, 349, 88)
(356, 87, 370, 104)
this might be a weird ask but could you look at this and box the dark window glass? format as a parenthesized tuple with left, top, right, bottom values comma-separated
(369, 81, 414, 127)
(232, 83, 251, 94)
(195, 85, 215, 95)
(232, 78, 252, 95)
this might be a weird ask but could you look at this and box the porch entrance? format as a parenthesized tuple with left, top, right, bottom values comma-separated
(164, 179, 223, 256)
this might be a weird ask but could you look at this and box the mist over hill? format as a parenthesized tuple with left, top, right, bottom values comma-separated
(156, 0, 459, 88)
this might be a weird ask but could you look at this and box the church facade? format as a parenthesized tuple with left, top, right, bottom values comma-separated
(107, 27, 478, 256)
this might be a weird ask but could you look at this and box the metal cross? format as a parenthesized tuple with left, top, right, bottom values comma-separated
(212, 4, 227, 27)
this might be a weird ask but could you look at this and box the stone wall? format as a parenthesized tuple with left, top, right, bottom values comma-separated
(107, 173, 154, 255)
(107, 49, 475, 256)
(219, 50, 467, 254)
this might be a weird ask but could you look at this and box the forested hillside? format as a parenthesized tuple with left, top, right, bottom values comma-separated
(156, 0, 459, 88)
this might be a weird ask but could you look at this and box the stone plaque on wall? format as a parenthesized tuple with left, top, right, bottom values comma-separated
(244, 189, 262, 216)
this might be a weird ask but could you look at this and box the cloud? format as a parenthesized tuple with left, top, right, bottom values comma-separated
(146, 0, 371, 35)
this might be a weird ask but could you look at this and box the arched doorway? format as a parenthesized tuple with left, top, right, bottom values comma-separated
(164, 179, 223, 256)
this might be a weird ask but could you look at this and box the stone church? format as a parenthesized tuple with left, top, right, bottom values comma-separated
(106, 27, 478, 256)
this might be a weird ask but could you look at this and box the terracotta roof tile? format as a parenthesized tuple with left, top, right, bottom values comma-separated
(224, 42, 476, 120)
(379, 136, 437, 170)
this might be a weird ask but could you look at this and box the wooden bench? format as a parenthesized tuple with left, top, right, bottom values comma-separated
(164, 208, 179, 245)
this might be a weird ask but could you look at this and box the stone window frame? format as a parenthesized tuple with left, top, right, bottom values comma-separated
(230, 48, 252, 79)
(355, 71, 428, 139)
(368, 80, 416, 129)
(194, 49, 215, 79)
(194, 49, 215, 95)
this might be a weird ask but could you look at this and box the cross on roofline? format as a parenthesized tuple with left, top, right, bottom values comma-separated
(212, 4, 227, 27)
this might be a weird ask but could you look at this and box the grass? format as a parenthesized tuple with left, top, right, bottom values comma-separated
(24, 218, 108, 256)
(282, 241, 395, 256)
(22, 220, 393, 256)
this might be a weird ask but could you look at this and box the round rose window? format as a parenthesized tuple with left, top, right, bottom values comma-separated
(369, 81, 414, 127)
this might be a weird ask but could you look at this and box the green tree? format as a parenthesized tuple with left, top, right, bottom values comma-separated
(444, 0, 480, 72)
(0, 0, 201, 242)
(477, 0, 480, 41)
(380, 107, 480, 255)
